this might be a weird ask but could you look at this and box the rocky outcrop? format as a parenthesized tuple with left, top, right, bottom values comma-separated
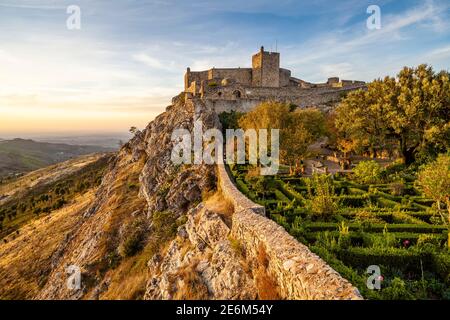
(139, 96, 216, 216)
(144, 203, 256, 300)
(34, 96, 220, 299)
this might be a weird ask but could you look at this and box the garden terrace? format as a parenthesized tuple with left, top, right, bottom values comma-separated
(228, 163, 450, 300)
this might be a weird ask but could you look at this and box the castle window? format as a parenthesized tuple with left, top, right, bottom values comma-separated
(233, 90, 242, 99)
(217, 91, 222, 97)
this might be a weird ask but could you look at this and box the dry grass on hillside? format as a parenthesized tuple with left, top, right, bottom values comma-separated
(254, 244, 280, 300)
(0, 154, 103, 202)
(204, 192, 234, 227)
(171, 259, 209, 300)
(76, 155, 149, 299)
(0, 191, 96, 299)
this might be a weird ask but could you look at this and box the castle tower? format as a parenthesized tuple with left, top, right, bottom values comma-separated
(252, 46, 280, 87)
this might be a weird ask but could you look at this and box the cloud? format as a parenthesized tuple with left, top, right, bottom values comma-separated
(1, 0, 449, 134)
(319, 63, 356, 79)
(132, 53, 177, 72)
(0, 2, 64, 10)
(281, 0, 450, 82)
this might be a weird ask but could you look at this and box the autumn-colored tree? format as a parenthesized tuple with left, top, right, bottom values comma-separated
(324, 112, 339, 148)
(416, 154, 450, 249)
(238, 102, 325, 173)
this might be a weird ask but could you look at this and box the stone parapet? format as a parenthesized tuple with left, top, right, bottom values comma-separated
(216, 162, 363, 300)
(217, 163, 265, 216)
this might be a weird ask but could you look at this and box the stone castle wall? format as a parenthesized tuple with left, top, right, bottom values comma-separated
(209, 68, 253, 86)
(199, 83, 366, 113)
(279, 68, 292, 87)
(183, 48, 366, 96)
(217, 163, 363, 300)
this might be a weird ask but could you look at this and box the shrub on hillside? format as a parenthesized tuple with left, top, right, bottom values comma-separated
(119, 218, 149, 258)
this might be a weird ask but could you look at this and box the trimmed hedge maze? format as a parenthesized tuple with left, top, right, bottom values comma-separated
(228, 164, 450, 300)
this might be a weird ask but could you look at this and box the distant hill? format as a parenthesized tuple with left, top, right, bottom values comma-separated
(0, 138, 114, 177)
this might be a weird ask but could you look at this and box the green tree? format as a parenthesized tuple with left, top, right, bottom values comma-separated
(218, 110, 244, 133)
(416, 154, 450, 249)
(129, 126, 139, 135)
(388, 65, 450, 164)
(335, 65, 450, 164)
(336, 84, 390, 158)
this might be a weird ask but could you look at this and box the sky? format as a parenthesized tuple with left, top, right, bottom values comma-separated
(0, 0, 449, 136)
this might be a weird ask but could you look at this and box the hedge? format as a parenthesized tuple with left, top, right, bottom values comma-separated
(274, 189, 290, 202)
(309, 245, 383, 300)
(277, 180, 305, 203)
(336, 195, 370, 207)
(334, 247, 435, 275)
(376, 197, 400, 208)
(432, 253, 450, 284)
(235, 179, 257, 200)
(304, 231, 446, 247)
(347, 187, 367, 195)
(409, 197, 435, 207)
(406, 211, 433, 223)
(376, 190, 403, 202)
(340, 211, 394, 223)
(305, 222, 447, 234)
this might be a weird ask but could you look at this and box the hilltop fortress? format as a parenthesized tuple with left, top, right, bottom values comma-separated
(183, 47, 366, 113)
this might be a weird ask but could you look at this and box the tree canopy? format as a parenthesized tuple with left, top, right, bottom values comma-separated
(335, 64, 450, 164)
(238, 101, 326, 169)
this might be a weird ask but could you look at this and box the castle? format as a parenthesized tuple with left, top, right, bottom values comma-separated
(183, 47, 366, 113)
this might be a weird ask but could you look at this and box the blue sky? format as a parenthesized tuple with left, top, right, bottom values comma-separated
(0, 0, 449, 135)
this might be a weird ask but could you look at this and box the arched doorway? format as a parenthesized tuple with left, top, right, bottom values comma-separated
(233, 90, 242, 99)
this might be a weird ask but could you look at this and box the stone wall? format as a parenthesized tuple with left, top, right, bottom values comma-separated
(217, 164, 265, 216)
(209, 68, 253, 86)
(205, 99, 262, 114)
(185, 69, 208, 91)
(279, 68, 292, 87)
(200, 82, 366, 113)
(217, 163, 363, 300)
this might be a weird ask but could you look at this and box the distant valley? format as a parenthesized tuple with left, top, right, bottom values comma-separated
(0, 138, 115, 178)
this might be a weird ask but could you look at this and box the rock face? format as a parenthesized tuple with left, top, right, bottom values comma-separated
(144, 203, 256, 300)
(138, 96, 216, 216)
(34, 94, 220, 299)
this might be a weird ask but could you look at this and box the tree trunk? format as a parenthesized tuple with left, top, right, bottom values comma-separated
(372, 147, 378, 159)
(399, 136, 416, 165)
(447, 199, 450, 251)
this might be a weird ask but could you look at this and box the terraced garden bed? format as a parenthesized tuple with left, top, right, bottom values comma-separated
(228, 163, 450, 300)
